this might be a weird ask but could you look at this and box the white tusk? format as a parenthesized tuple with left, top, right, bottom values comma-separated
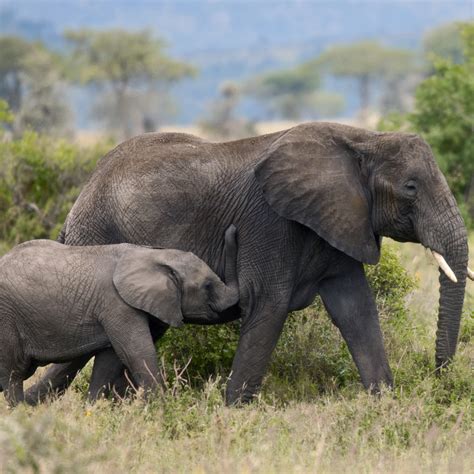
(468, 267, 474, 281)
(431, 251, 458, 283)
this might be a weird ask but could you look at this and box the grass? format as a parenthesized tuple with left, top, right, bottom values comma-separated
(390, 237, 474, 321)
(0, 237, 473, 473)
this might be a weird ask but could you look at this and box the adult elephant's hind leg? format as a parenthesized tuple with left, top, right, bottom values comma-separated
(2, 374, 24, 407)
(24, 355, 91, 405)
(88, 349, 127, 402)
(226, 298, 289, 405)
(319, 258, 393, 392)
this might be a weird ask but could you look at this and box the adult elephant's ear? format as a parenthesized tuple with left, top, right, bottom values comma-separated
(255, 138, 380, 264)
(113, 250, 184, 327)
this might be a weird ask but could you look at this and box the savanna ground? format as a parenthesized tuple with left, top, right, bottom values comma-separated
(0, 233, 472, 473)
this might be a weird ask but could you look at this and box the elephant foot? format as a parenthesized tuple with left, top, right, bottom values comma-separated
(225, 379, 261, 406)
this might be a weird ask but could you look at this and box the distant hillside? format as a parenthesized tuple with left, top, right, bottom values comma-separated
(0, 0, 471, 126)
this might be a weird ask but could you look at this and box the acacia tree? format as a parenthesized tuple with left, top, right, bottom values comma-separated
(0, 36, 69, 136)
(315, 41, 416, 121)
(246, 65, 343, 120)
(200, 81, 255, 140)
(0, 36, 30, 113)
(423, 22, 465, 68)
(65, 29, 196, 138)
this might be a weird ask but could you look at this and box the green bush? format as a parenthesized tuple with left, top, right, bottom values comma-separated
(0, 129, 110, 248)
(158, 322, 240, 383)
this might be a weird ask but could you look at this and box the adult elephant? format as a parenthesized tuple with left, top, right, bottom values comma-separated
(26, 122, 472, 405)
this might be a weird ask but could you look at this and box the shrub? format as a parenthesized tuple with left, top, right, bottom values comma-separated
(0, 130, 110, 248)
(158, 322, 240, 383)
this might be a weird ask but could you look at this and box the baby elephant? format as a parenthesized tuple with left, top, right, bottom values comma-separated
(0, 226, 238, 406)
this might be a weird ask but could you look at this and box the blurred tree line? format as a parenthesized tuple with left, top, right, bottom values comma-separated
(201, 21, 469, 139)
(0, 21, 468, 142)
(245, 22, 467, 124)
(0, 29, 195, 140)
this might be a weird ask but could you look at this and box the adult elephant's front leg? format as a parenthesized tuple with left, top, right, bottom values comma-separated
(226, 297, 288, 405)
(319, 258, 393, 391)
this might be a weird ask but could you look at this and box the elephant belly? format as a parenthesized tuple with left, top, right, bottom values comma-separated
(28, 334, 110, 364)
(288, 286, 320, 312)
(20, 312, 110, 363)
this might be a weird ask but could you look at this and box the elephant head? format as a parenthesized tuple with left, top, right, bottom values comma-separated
(113, 225, 239, 327)
(255, 122, 471, 368)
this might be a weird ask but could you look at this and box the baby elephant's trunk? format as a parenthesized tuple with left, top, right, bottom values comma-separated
(210, 225, 240, 312)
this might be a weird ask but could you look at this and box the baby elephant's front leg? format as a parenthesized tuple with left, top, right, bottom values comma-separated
(101, 310, 163, 397)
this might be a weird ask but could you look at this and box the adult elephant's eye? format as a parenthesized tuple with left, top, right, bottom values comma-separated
(404, 180, 417, 196)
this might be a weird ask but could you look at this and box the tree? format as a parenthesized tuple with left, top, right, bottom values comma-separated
(0, 36, 68, 136)
(423, 22, 465, 68)
(0, 36, 30, 113)
(15, 47, 70, 136)
(0, 99, 13, 129)
(64, 29, 196, 139)
(246, 64, 343, 120)
(411, 23, 474, 224)
(316, 41, 416, 121)
(200, 81, 255, 140)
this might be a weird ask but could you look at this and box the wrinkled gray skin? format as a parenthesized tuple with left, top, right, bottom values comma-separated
(0, 227, 238, 406)
(26, 122, 469, 405)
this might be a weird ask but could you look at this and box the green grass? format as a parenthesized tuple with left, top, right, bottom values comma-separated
(0, 238, 473, 473)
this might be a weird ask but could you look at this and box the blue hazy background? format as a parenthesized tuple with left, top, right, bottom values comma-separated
(0, 0, 472, 127)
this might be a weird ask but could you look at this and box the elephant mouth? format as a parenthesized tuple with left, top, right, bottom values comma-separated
(183, 311, 219, 323)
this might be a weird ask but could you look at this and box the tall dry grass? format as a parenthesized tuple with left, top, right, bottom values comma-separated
(0, 239, 472, 474)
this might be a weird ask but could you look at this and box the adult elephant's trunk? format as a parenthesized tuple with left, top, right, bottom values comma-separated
(427, 209, 469, 369)
(210, 225, 240, 313)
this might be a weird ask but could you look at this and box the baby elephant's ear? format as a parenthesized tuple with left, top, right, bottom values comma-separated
(113, 250, 183, 327)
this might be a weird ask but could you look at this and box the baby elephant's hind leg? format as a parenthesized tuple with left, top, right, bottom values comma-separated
(0, 340, 27, 406)
(101, 310, 162, 398)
